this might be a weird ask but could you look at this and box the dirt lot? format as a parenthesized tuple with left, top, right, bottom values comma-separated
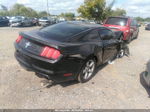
(0, 26, 150, 109)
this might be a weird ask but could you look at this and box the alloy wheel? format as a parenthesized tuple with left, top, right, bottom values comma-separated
(82, 60, 95, 80)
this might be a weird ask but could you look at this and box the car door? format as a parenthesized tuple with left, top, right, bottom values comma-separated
(133, 20, 139, 37)
(130, 19, 139, 38)
(23, 18, 28, 26)
(0, 17, 6, 26)
(98, 28, 118, 63)
(83, 30, 103, 65)
(75, 29, 103, 65)
(0, 17, 3, 26)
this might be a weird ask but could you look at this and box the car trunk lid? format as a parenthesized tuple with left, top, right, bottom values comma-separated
(17, 30, 68, 60)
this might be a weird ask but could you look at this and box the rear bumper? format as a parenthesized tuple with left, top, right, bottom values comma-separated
(15, 44, 84, 83)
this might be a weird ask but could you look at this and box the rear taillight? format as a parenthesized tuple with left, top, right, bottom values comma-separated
(16, 35, 23, 43)
(40, 46, 61, 60)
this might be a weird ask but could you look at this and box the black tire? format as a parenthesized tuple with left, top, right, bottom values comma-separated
(118, 35, 124, 42)
(78, 58, 96, 83)
(134, 32, 139, 39)
(127, 36, 132, 44)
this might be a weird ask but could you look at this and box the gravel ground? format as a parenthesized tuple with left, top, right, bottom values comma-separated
(0, 26, 150, 109)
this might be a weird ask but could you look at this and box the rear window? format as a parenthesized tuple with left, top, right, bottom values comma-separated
(41, 17, 48, 20)
(105, 17, 128, 26)
(11, 16, 22, 20)
(40, 22, 89, 41)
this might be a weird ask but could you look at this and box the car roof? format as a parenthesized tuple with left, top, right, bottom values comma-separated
(66, 21, 105, 29)
(108, 16, 130, 19)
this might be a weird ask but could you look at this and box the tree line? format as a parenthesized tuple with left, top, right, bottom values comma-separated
(0, 4, 49, 18)
(135, 17, 150, 22)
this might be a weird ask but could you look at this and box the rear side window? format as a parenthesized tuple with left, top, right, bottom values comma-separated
(79, 30, 100, 42)
(105, 17, 128, 26)
(98, 29, 113, 40)
(40, 22, 89, 41)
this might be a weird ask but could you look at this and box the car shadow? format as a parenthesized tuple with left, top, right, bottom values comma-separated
(140, 71, 150, 98)
(35, 62, 109, 88)
(34, 56, 120, 88)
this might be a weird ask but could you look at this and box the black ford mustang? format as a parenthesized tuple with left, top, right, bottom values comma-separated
(15, 22, 125, 83)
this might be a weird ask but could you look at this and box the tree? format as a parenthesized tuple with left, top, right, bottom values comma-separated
(0, 3, 51, 18)
(8, 4, 38, 17)
(111, 8, 126, 16)
(60, 12, 75, 20)
(38, 11, 50, 17)
(135, 17, 145, 22)
(78, 0, 115, 22)
(10, 4, 24, 15)
(145, 17, 150, 22)
(0, 10, 9, 16)
(0, 4, 8, 11)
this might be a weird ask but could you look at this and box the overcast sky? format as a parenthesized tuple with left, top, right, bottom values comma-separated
(0, 0, 149, 18)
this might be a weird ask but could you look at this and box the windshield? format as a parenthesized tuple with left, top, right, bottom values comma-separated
(106, 17, 128, 26)
(11, 16, 22, 20)
(40, 22, 89, 41)
(41, 17, 48, 20)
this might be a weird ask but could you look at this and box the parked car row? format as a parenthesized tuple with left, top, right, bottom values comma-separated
(0, 16, 61, 27)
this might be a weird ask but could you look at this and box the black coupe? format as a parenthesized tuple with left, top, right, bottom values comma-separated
(15, 22, 125, 83)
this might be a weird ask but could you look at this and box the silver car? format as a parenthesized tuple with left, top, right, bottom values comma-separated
(9, 16, 33, 27)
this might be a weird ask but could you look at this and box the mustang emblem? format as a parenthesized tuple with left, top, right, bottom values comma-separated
(25, 42, 31, 48)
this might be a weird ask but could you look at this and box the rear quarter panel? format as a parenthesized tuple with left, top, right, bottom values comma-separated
(59, 42, 103, 65)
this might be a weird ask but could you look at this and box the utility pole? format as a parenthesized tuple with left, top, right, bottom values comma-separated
(47, 0, 50, 17)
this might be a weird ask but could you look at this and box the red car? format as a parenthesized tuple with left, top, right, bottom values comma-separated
(103, 16, 139, 43)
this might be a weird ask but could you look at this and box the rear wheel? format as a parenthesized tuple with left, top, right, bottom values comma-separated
(78, 58, 96, 83)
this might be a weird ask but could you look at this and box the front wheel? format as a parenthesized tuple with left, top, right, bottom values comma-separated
(117, 49, 125, 58)
(134, 32, 139, 39)
(127, 36, 132, 44)
(78, 59, 96, 83)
